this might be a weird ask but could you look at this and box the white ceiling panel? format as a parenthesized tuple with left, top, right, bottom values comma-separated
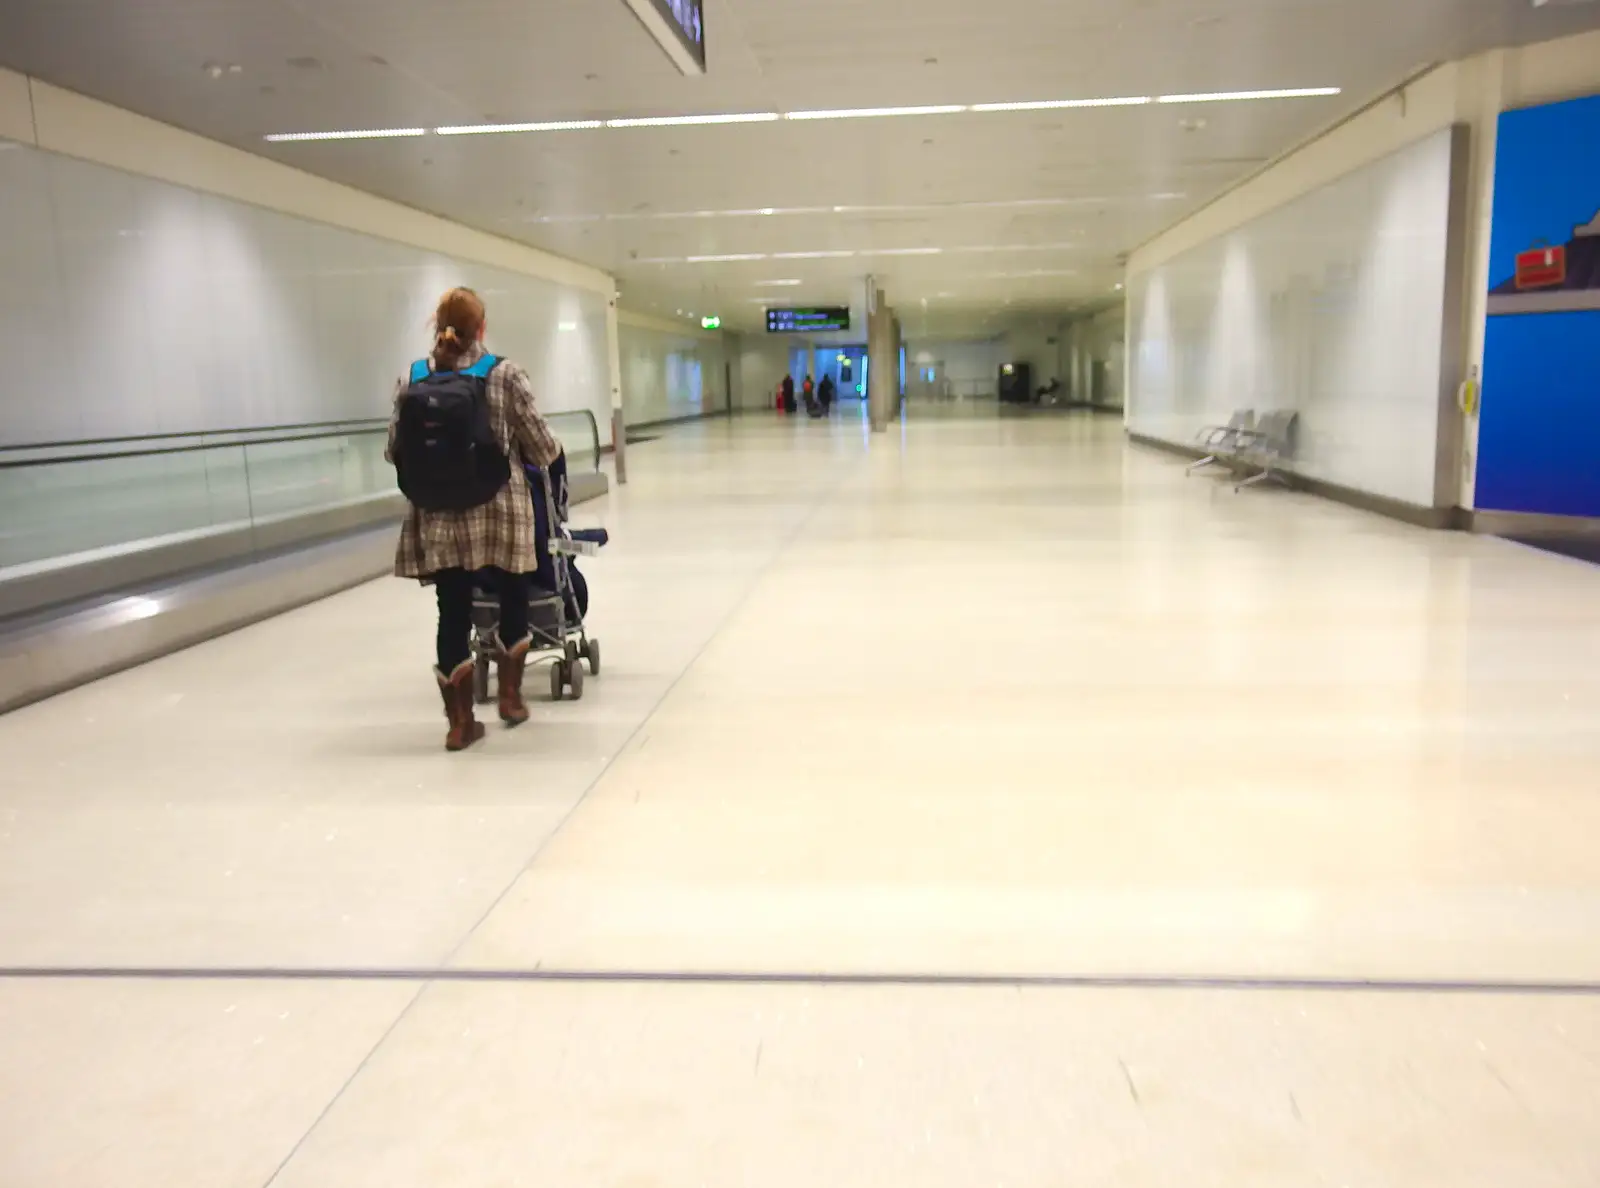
(4, 0, 1599, 329)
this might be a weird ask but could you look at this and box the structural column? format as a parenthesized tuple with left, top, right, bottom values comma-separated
(866, 278, 894, 433)
(604, 291, 627, 484)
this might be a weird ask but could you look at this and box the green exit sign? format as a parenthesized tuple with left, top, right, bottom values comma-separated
(701, 315, 721, 330)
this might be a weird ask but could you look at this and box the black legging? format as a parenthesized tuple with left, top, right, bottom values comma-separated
(433, 567, 530, 673)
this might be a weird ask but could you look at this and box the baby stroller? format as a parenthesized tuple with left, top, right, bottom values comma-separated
(469, 450, 607, 704)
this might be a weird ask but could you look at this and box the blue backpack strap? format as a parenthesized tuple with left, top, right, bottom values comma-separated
(408, 359, 431, 383)
(461, 353, 499, 379)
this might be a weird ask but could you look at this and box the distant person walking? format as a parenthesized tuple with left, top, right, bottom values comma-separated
(388, 286, 563, 751)
(818, 374, 836, 412)
(781, 374, 796, 414)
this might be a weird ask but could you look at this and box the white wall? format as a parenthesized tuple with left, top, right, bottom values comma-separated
(615, 315, 729, 424)
(0, 67, 615, 447)
(1061, 306, 1126, 408)
(730, 333, 796, 410)
(0, 137, 610, 444)
(1000, 319, 1062, 388)
(1127, 129, 1459, 507)
(1127, 29, 1600, 508)
(904, 338, 998, 398)
(905, 318, 1064, 399)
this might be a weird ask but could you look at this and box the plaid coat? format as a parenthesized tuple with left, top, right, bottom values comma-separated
(388, 344, 563, 580)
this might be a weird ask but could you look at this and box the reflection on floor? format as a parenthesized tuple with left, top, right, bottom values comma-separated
(3, 410, 1600, 1187)
(1508, 534, 1600, 567)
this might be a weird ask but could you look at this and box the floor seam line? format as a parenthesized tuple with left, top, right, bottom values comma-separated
(428, 440, 868, 976)
(7, 966, 1600, 996)
(257, 979, 429, 1188)
(251, 438, 865, 1188)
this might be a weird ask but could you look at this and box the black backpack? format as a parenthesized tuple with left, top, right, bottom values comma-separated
(393, 354, 511, 512)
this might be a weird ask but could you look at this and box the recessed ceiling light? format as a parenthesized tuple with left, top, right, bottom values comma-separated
(754, 279, 803, 286)
(608, 112, 780, 127)
(772, 250, 857, 259)
(263, 128, 427, 142)
(1158, 87, 1339, 104)
(685, 253, 768, 262)
(785, 105, 968, 121)
(437, 120, 602, 135)
(868, 246, 943, 256)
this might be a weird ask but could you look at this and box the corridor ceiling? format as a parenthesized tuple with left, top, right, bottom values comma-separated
(4, 0, 1599, 332)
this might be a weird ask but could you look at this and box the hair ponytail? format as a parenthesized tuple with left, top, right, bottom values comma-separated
(432, 287, 486, 370)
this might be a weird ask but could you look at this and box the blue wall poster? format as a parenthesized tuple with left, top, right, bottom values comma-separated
(1475, 93, 1600, 517)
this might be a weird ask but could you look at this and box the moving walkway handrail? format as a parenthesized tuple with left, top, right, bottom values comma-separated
(0, 409, 604, 470)
(0, 418, 389, 453)
(0, 426, 387, 469)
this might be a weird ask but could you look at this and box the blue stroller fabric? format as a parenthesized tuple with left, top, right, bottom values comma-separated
(525, 451, 606, 619)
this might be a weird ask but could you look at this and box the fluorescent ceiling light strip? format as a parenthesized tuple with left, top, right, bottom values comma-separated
(533, 195, 1181, 225)
(263, 128, 426, 142)
(632, 242, 1084, 266)
(437, 120, 602, 135)
(1157, 87, 1340, 104)
(264, 85, 1340, 146)
(608, 112, 780, 127)
(754, 279, 804, 286)
(947, 241, 1079, 253)
(984, 268, 1080, 278)
(784, 105, 968, 121)
(971, 96, 1151, 112)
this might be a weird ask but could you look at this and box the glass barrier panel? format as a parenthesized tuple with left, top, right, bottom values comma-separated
(240, 432, 393, 520)
(0, 446, 252, 569)
(546, 411, 600, 471)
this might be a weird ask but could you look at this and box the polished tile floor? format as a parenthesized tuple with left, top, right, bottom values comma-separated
(3, 409, 1600, 1186)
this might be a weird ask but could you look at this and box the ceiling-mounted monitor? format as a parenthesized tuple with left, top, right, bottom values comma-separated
(767, 306, 851, 333)
(620, 0, 706, 74)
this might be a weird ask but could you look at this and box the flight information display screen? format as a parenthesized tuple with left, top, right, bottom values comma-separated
(648, 0, 705, 69)
(766, 306, 851, 333)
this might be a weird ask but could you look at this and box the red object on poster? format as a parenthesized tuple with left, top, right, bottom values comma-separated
(1515, 243, 1567, 290)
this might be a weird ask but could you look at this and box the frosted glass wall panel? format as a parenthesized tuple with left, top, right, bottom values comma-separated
(0, 138, 609, 446)
(617, 323, 727, 424)
(1126, 129, 1456, 506)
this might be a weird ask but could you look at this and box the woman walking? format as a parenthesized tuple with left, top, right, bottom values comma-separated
(388, 287, 563, 750)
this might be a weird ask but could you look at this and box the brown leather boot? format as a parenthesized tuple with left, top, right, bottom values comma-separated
(436, 659, 485, 752)
(496, 635, 532, 727)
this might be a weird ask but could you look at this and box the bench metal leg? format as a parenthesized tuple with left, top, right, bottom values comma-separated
(1234, 467, 1286, 493)
(1186, 454, 1220, 474)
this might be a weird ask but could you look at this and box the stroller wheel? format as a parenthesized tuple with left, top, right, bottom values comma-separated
(549, 662, 565, 702)
(583, 639, 601, 676)
(568, 660, 585, 701)
(473, 655, 492, 705)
